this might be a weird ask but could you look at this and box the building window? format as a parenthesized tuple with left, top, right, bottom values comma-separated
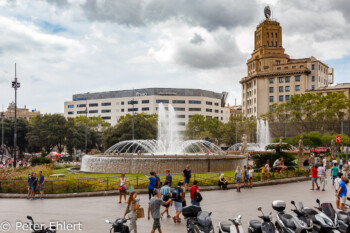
(215, 103, 219, 106)
(206, 101, 213, 105)
(296, 85, 301, 91)
(68, 105, 74, 108)
(89, 103, 98, 107)
(128, 100, 138, 105)
(101, 109, 111, 113)
(279, 95, 284, 102)
(121, 109, 124, 112)
(285, 86, 290, 92)
(156, 100, 169, 104)
(269, 87, 274, 93)
(128, 108, 138, 112)
(312, 76, 315, 81)
(121, 101, 124, 105)
(77, 111, 86, 114)
(269, 96, 274, 102)
(176, 115, 185, 118)
(101, 102, 111, 106)
(295, 76, 300, 82)
(89, 110, 98, 113)
(267, 32, 269, 38)
(279, 86, 283, 92)
(174, 107, 185, 111)
(77, 104, 86, 108)
(276, 60, 280, 65)
(206, 108, 212, 112)
(142, 107, 149, 111)
(214, 110, 219, 113)
(312, 85, 315, 90)
(189, 108, 201, 111)
(269, 78, 274, 84)
(189, 100, 201, 104)
(312, 64, 315, 70)
(271, 42, 273, 46)
(102, 116, 111, 120)
(177, 122, 186, 126)
(275, 33, 277, 38)
(279, 77, 284, 83)
(267, 42, 269, 47)
(285, 77, 290, 83)
(172, 100, 185, 104)
(142, 100, 149, 104)
(275, 41, 277, 47)
(68, 111, 74, 115)
(286, 95, 290, 101)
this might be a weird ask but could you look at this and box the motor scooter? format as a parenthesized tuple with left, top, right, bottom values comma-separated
(218, 215, 244, 233)
(26, 216, 56, 233)
(105, 218, 130, 233)
(248, 206, 276, 233)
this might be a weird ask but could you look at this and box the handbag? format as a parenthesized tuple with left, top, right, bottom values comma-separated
(136, 208, 145, 219)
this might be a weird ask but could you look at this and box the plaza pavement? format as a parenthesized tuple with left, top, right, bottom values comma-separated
(0, 180, 337, 233)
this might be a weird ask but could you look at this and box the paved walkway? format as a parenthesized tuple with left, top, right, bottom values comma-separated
(0, 180, 336, 233)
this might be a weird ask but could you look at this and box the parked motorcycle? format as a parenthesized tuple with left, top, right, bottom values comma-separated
(105, 218, 130, 233)
(301, 199, 340, 233)
(272, 200, 313, 233)
(248, 206, 276, 233)
(218, 215, 244, 233)
(182, 205, 214, 233)
(26, 216, 56, 233)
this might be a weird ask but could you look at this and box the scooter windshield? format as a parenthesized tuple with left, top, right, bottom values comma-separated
(321, 203, 336, 220)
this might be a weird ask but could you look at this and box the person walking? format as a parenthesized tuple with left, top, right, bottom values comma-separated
(30, 173, 38, 200)
(311, 165, 319, 190)
(337, 175, 348, 210)
(248, 166, 254, 188)
(303, 158, 310, 177)
(339, 158, 343, 171)
(160, 181, 172, 218)
(123, 191, 140, 233)
(190, 180, 201, 206)
(172, 182, 184, 223)
(182, 165, 191, 191)
(38, 171, 46, 200)
(119, 174, 127, 203)
(235, 166, 242, 192)
(331, 163, 339, 185)
(317, 164, 326, 191)
(146, 172, 157, 200)
(334, 172, 342, 193)
(148, 189, 171, 233)
(165, 169, 172, 187)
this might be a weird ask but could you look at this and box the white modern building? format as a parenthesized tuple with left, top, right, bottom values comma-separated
(64, 88, 230, 132)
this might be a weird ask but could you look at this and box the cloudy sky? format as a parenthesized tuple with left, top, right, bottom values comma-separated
(0, 0, 349, 113)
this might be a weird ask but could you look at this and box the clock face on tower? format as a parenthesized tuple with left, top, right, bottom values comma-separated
(264, 6, 271, 19)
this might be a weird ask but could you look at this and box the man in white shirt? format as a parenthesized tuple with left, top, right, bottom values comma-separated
(334, 173, 342, 192)
(317, 165, 326, 191)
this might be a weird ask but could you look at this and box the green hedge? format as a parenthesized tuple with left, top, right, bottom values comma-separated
(30, 157, 53, 166)
(251, 152, 296, 168)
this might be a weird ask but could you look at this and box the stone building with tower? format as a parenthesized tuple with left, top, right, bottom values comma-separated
(240, 7, 335, 118)
(1, 102, 40, 120)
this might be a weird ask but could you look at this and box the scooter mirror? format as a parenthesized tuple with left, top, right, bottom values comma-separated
(238, 215, 242, 219)
(316, 199, 320, 204)
(27, 216, 33, 221)
(291, 200, 295, 205)
(105, 220, 110, 224)
(257, 206, 262, 211)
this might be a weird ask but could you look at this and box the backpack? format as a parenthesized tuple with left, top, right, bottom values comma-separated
(171, 188, 179, 200)
(303, 159, 308, 166)
(194, 191, 203, 203)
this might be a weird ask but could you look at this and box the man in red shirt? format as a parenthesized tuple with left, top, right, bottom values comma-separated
(190, 180, 201, 206)
(311, 164, 319, 190)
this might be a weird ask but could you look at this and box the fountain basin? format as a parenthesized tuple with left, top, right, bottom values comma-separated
(81, 154, 247, 174)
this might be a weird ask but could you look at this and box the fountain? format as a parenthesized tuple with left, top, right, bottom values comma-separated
(81, 104, 246, 174)
(228, 119, 271, 152)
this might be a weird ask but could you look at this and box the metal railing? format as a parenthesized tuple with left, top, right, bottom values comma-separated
(0, 166, 307, 194)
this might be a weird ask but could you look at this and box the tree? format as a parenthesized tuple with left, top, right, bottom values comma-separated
(102, 113, 157, 150)
(74, 115, 110, 131)
(0, 118, 28, 157)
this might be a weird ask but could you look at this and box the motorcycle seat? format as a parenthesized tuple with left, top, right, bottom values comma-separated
(249, 220, 262, 229)
(219, 221, 232, 232)
(337, 211, 350, 222)
(279, 214, 296, 229)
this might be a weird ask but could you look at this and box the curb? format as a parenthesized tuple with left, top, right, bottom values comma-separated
(0, 176, 310, 199)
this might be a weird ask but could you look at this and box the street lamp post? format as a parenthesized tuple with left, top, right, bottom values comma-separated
(132, 89, 135, 140)
(1, 112, 4, 161)
(85, 104, 88, 154)
(12, 63, 20, 168)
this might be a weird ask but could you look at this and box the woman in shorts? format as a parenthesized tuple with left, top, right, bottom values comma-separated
(235, 166, 242, 192)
